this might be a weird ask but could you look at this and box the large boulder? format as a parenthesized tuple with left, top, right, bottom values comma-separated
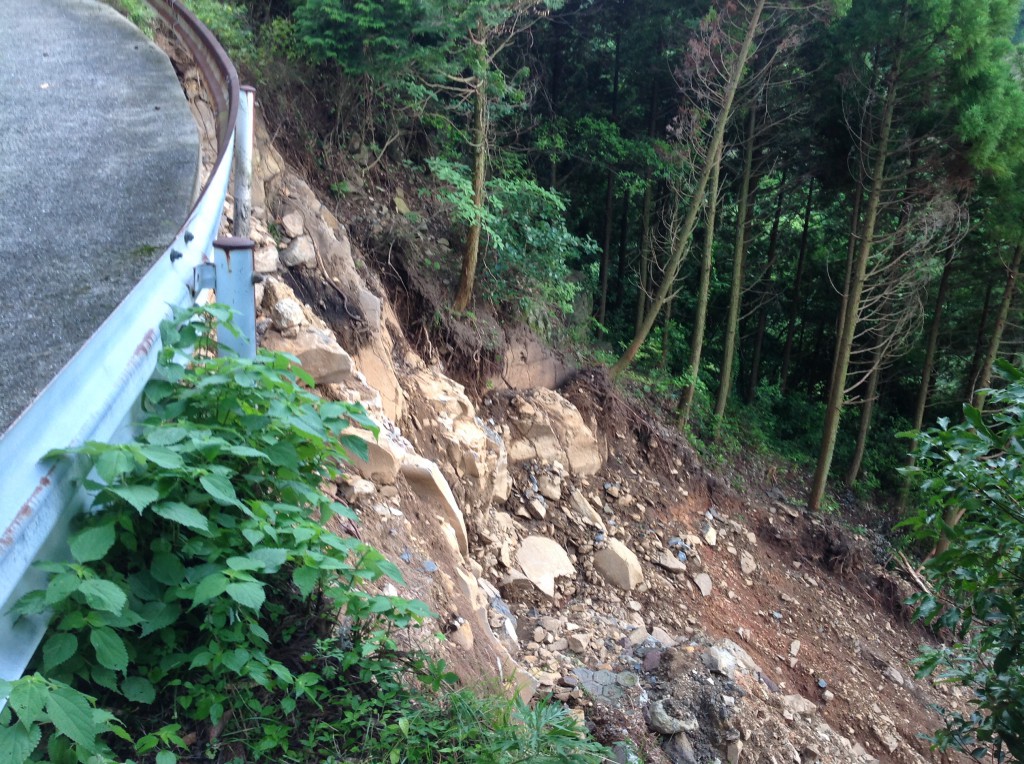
(262, 327, 353, 384)
(505, 389, 602, 475)
(594, 539, 644, 591)
(515, 536, 575, 597)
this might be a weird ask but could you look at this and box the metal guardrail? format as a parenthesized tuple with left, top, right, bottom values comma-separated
(0, 0, 255, 682)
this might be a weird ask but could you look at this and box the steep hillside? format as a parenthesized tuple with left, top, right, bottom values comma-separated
(234, 113, 970, 764)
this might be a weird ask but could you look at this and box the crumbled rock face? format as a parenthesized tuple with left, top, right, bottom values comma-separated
(248, 121, 968, 764)
(262, 327, 353, 384)
(505, 389, 603, 475)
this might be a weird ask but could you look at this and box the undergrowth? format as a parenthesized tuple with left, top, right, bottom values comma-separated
(0, 306, 612, 764)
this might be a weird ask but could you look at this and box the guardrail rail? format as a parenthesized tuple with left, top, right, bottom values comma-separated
(0, 0, 255, 683)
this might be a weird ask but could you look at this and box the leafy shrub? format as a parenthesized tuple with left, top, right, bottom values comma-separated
(428, 157, 597, 323)
(903, 360, 1024, 761)
(1, 306, 613, 763)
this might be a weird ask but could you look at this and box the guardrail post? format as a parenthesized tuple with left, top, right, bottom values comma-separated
(233, 86, 255, 237)
(213, 236, 256, 359)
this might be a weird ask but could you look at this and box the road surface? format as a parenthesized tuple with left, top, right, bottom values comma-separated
(0, 0, 198, 432)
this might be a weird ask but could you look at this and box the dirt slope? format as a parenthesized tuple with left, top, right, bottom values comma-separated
(238, 112, 969, 764)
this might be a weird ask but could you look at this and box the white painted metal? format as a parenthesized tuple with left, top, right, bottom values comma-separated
(232, 87, 254, 238)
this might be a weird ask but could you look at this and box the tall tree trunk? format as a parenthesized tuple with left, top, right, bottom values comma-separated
(634, 79, 660, 335)
(678, 144, 723, 425)
(962, 283, 995, 402)
(897, 258, 953, 510)
(597, 174, 616, 324)
(845, 343, 882, 485)
(715, 107, 757, 419)
(635, 176, 654, 334)
(615, 190, 631, 310)
(746, 311, 768, 403)
(611, 0, 766, 377)
(808, 69, 899, 512)
(745, 176, 786, 402)
(973, 243, 1024, 410)
(780, 182, 814, 394)
(660, 298, 674, 369)
(453, 42, 489, 313)
(596, 26, 622, 325)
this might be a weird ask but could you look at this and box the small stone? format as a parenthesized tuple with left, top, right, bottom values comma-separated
(527, 497, 548, 520)
(594, 539, 644, 591)
(822, 690, 835, 703)
(703, 526, 718, 546)
(422, 560, 438, 573)
(280, 234, 316, 267)
(663, 732, 697, 764)
(739, 550, 756, 575)
(883, 666, 904, 686)
(691, 572, 713, 597)
(568, 634, 590, 652)
(702, 646, 738, 678)
(254, 244, 280, 273)
(727, 740, 743, 764)
(790, 640, 801, 657)
(281, 210, 304, 237)
(648, 699, 688, 735)
(450, 621, 473, 650)
(537, 473, 562, 501)
(270, 298, 305, 330)
(658, 550, 688, 573)
(780, 694, 818, 719)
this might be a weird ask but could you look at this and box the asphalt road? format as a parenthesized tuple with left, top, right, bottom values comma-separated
(0, 0, 198, 433)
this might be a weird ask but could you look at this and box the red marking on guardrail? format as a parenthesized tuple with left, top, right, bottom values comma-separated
(1, 473, 53, 552)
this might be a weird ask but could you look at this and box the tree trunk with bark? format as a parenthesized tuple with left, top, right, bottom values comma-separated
(808, 68, 899, 512)
(453, 35, 489, 312)
(780, 182, 814, 393)
(611, 0, 766, 377)
(678, 144, 723, 425)
(715, 107, 757, 419)
(972, 243, 1023, 410)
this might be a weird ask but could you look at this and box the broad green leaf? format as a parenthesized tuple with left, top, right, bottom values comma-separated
(150, 553, 186, 586)
(249, 547, 289, 573)
(200, 474, 240, 507)
(138, 445, 185, 470)
(156, 750, 177, 764)
(292, 566, 319, 598)
(94, 449, 133, 484)
(152, 502, 209, 533)
(226, 556, 265, 572)
(45, 572, 81, 605)
(225, 582, 265, 611)
(144, 426, 188, 446)
(90, 666, 119, 693)
(90, 628, 128, 673)
(42, 634, 78, 672)
(108, 485, 159, 513)
(8, 679, 48, 727)
(69, 524, 116, 564)
(0, 722, 41, 764)
(191, 573, 229, 607)
(221, 648, 250, 673)
(138, 601, 181, 637)
(340, 434, 369, 463)
(78, 580, 127, 615)
(121, 677, 156, 704)
(46, 687, 97, 751)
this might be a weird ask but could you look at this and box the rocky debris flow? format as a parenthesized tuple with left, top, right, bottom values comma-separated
(240, 120, 969, 764)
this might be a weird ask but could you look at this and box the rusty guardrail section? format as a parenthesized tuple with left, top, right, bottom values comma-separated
(0, 0, 254, 683)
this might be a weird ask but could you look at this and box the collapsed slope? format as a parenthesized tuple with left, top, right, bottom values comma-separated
(232, 112, 970, 764)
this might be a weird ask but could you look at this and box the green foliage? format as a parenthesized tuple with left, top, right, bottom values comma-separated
(100, 0, 155, 35)
(428, 157, 597, 321)
(902, 361, 1024, 760)
(184, 0, 256, 67)
(293, 0, 431, 79)
(1, 306, 614, 763)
